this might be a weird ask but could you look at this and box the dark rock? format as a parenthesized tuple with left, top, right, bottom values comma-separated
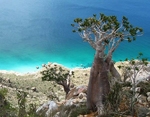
(137, 107, 149, 117)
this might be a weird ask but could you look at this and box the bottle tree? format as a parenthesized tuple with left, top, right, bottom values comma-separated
(40, 63, 74, 97)
(72, 13, 143, 115)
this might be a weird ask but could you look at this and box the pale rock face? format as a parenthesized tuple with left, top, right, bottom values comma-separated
(36, 101, 58, 117)
(147, 92, 150, 97)
(135, 87, 141, 93)
(64, 99, 74, 106)
(78, 92, 86, 99)
(46, 101, 58, 117)
(147, 97, 150, 102)
(66, 85, 87, 100)
(138, 95, 147, 103)
(31, 87, 36, 92)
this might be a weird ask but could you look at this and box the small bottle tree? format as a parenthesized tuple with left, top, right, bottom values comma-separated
(40, 63, 74, 97)
(117, 53, 149, 116)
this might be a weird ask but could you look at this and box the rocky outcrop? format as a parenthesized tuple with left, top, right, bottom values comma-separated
(36, 101, 58, 117)
(35, 80, 150, 117)
(36, 85, 88, 117)
(66, 85, 87, 100)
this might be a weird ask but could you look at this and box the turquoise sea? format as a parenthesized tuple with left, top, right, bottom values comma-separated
(0, 0, 150, 73)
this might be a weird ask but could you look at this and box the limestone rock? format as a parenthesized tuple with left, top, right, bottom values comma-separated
(135, 87, 141, 93)
(147, 96, 150, 102)
(147, 92, 150, 97)
(66, 85, 87, 100)
(138, 95, 147, 103)
(36, 101, 58, 117)
(78, 92, 86, 99)
(31, 87, 36, 92)
(64, 99, 74, 106)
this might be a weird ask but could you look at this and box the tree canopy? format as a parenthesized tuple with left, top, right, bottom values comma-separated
(72, 13, 143, 60)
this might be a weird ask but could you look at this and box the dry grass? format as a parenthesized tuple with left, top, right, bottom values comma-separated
(0, 67, 91, 108)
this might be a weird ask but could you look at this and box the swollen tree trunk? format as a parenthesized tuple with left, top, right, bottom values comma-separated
(63, 84, 70, 96)
(87, 51, 120, 115)
(57, 77, 70, 98)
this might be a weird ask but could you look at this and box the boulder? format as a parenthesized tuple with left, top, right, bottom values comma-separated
(147, 92, 150, 97)
(51, 86, 88, 117)
(31, 87, 36, 92)
(78, 92, 86, 99)
(36, 101, 58, 117)
(147, 96, 150, 102)
(66, 85, 87, 100)
(138, 95, 147, 103)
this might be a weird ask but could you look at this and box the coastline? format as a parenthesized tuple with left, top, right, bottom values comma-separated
(0, 61, 149, 78)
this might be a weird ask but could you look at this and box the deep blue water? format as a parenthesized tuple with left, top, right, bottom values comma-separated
(0, 0, 150, 72)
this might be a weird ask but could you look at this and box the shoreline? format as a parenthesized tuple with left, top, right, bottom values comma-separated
(0, 66, 91, 76)
(0, 61, 149, 76)
(0, 69, 40, 76)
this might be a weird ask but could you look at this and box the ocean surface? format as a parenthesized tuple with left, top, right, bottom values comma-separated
(0, 0, 150, 73)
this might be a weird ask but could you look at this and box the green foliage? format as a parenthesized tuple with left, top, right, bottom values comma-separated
(72, 13, 143, 43)
(0, 88, 8, 96)
(117, 53, 148, 75)
(137, 82, 150, 96)
(106, 82, 122, 112)
(40, 63, 74, 83)
(70, 106, 89, 117)
(117, 53, 149, 116)
(0, 88, 17, 117)
(58, 105, 90, 117)
(0, 88, 42, 117)
(27, 104, 39, 117)
(40, 63, 74, 95)
(17, 90, 27, 117)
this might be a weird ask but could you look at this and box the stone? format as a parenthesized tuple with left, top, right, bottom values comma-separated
(146, 65, 150, 72)
(27, 94, 30, 98)
(135, 87, 141, 93)
(66, 85, 87, 100)
(46, 101, 58, 117)
(78, 93, 86, 99)
(147, 92, 150, 97)
(65, 99, 74, 106)
(79, 99, 87, 103)
(83, 73, 88, 76)
(138, 95, 147, 103)
(31, 87, 36, 92)
(73, 85, 87, 95)
(147, 97, 150, 102)
(36, 101, 58, 117)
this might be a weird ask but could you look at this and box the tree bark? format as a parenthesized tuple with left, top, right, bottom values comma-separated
(57, 81, 70, 98)
(87, 51, 120, 115)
